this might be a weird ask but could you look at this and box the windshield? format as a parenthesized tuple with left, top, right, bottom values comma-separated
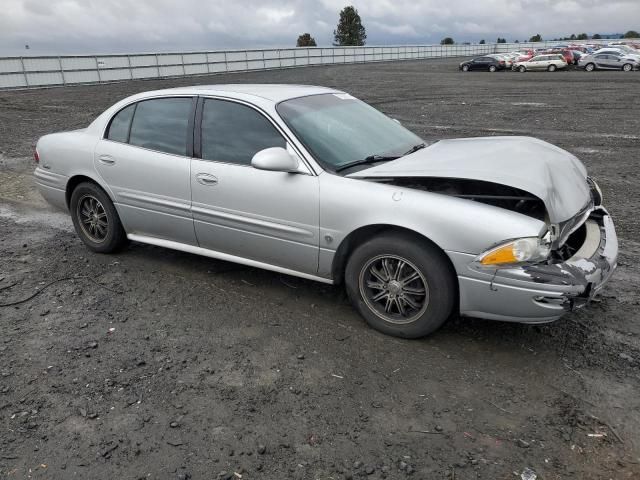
(276, 93, 423, 172)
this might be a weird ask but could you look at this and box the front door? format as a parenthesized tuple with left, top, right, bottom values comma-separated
(190, 98, 320, 274)
(94, 96, 197, 245)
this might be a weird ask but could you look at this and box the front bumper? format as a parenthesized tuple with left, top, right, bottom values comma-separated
(450, 208, 618, 323)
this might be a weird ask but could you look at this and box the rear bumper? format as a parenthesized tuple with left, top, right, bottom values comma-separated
(449, 208, 618, 323)
(34, 167, 68, 211)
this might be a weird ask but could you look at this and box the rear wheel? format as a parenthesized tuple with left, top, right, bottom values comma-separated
(585, 63, 595, 72)
(622, 63, 633, 72)
(547, 64, 557, 72)
(488, 65, 497, 72)
(70, 182, 127, 253)
(345, 233, 456, 338)
(518, 65, 526, 73)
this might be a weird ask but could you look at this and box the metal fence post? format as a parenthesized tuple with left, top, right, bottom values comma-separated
(19, 56, 29, 87)
(58, 56, 66, 85)
(95, 56, 102, 83)
(126, 54, 133, 80)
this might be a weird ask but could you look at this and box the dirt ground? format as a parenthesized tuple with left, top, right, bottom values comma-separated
(0, 59, 639, 480)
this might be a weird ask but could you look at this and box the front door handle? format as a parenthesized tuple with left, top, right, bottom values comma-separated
(98, 155, 116, 165)
(196, 173, 218, 186)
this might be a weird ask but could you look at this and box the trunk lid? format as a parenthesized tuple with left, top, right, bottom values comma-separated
(348, 136, 591, 223)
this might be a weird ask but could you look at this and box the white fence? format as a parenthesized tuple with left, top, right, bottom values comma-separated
(0, 40, 621, 90)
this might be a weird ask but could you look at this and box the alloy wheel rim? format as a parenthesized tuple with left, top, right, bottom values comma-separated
(77, 194, 108, 243)
(359, 254, 430, 325)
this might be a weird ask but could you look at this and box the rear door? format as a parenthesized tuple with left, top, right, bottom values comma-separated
(594, 54, 613, 69)
(190, 97, 320, 274)
(94, 96, 198, 245)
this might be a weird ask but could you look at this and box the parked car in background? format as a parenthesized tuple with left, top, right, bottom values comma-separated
(487, 54, 513, 68)
(594, 47, 640, 61)
(459, 56, 506, 72)
(578, 53, 640, 71)
(516, 49, 535, 62)
(546, 48, 575, 65)
(514, 54, 568, 72)
(33, 85, 618, 338)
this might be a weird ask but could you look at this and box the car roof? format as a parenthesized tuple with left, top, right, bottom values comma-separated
(133, 84, 341, 103)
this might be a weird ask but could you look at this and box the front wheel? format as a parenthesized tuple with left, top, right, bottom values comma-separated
(70, 182, 127, 253)
(584, 63, 595, 72)
(518, 65, 526, 73)
(345, 233, 456, 338)
(548, 64, 557, 72)
(462, 65, 469, 72)
(622, 63, 633, 72)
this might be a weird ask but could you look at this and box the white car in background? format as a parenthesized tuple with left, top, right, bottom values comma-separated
(514, 54, 568, 72)
(487, 54, 513, 68)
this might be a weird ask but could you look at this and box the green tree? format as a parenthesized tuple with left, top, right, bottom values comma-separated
(479, 39, 485, 44)
(296, 33, 317, 47)
(440, 37, 454, 45)
(333, 6, 366, 46)
(529, 33, 542, 42)
(569, 33, 577, 40)
(592, 33, 602, 39)
(514, 39, 520, 43)
(496, 37, 506, 43)
(623, 30, 639, 38)
(576, 33, 588, 40)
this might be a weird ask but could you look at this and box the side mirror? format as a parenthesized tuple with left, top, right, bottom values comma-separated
(251, 147, 299, 173)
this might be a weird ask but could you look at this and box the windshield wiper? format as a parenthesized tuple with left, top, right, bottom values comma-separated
(335, 154, 399, 172)
(403, 143, 426, 155)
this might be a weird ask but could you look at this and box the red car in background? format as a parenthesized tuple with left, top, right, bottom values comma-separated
(516, 49, 535, 62)
(547, 48, 574, 64)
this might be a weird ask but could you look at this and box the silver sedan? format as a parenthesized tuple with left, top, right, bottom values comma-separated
(34, 85, 618, 338)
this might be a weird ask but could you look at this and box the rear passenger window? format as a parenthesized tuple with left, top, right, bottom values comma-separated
(106, 104, 135, 143)
(129, 98, 192, 156)
(201, 99, 286, 165)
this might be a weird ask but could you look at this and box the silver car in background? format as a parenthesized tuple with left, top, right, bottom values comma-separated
(34, 85, 618, 338)
(579, 52, 640, 71)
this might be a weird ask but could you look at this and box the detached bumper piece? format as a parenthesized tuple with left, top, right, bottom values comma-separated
(459, 207, 618, 323)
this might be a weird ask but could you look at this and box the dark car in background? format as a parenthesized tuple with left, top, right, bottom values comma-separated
(459, 56, 506, 72)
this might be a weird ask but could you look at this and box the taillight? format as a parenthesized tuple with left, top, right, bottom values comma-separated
(34, 148, 40, 164)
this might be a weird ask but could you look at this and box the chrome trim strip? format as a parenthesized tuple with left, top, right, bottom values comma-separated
(191, 205, 314, 238)
(119, 191, 191, 212)
(127, 233, 333, 284)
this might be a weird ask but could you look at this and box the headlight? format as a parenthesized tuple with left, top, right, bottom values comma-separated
(477, 237, 551, 266)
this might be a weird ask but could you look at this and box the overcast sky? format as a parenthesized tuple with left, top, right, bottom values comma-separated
(1, 0, 639, 55)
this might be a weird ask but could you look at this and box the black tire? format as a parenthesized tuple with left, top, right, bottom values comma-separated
(488, 65, 497, 72)
(622, 63, 633, 72)
(519, 65, 526, 73)
(345, 233, 456, 339)
(462, 65, 469, 72)
(70, 182, 127, 253)
(585, 63, 595, 72)
(548, 64, 557, 72)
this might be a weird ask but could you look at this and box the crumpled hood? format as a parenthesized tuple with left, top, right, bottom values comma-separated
(348, 136, 591, 223)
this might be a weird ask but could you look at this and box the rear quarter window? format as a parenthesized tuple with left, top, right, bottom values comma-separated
(106, 104, 136, 143)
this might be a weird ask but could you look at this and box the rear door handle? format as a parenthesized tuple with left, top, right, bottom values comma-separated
(196, 173, 218, 186)
(98, 155, 116, 165)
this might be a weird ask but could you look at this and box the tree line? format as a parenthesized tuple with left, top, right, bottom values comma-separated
(296, 6, 639, 47)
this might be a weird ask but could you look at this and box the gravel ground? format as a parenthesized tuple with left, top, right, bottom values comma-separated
(0, 58, 639, 480)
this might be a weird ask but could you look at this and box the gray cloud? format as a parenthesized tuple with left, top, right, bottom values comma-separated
(1, 0, 639, 55)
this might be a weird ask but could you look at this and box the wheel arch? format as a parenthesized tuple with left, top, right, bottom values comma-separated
(331, 224, 458, 291)
(65, 174, 113, 209)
